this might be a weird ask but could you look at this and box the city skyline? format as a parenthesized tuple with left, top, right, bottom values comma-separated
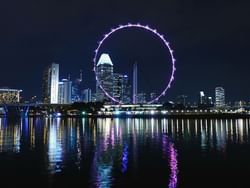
(1, 2, 250, 188)
(0, 1, 250, 103)
(40, 56, 227, 105)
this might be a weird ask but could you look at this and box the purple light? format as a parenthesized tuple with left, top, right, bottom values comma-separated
(169, 143, 178, 188)
(121, 144, 128, 173)
(162, 135, 178, 188)
(93, 23, 176, 104)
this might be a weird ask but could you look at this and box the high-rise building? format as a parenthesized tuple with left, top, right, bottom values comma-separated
(113, 74, 131, 103)
(208, 97, 213, 106)
(42, 63, 59, 104)
(199, 91, 206, 105)
(0, 88, 22, 104)
(137, 92, 146, 104)
(133, 62, 138, 104)
(113, 73, 123, 101)
(91, 93, 97, 102)
(83, 88, 92, 103)
(198, 91, 214, 108)
(72, 70, 83, 103)
(215, 87, 225, 108)
(176, 95, 187, 106)
(96, 53, 114, 102)
(58, 79, 72, 104)
(122, 75, 131, 104)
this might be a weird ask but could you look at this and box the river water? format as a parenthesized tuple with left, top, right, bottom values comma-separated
(0, 117, 249, 187)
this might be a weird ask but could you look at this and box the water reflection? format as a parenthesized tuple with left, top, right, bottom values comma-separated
(121, 143, 128, 173)
(48, 118, 63, 173)
(91, 118, 178, 188)
(0, 118, 21, 152)
(0, 117, 250, 187)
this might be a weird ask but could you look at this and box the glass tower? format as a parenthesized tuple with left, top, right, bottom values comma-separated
(96, 53, 114, 102)
(215, 87, 225, 108)
(58, 79, 72, 104)
(42, 63, 59, 104)
(113, 74, 131, 103)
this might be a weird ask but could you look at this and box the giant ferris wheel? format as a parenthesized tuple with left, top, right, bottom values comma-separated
(93, 23, 176, 104)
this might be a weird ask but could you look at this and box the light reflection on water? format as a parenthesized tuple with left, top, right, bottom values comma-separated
(0, 117, 249, 187)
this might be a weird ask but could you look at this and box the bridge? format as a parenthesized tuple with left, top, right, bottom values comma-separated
(0, 103, 70, 117)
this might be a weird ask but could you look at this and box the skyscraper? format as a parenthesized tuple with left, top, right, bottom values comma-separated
(137, 92, 146, 104)
(199, 91, 206, 105)
(198, 91, 213, 108)
(215, 87, 225, 108)
(83, 88, 92, 103)
(72, 70, 83, 103)
(113, 73, 123, 101)
(133, 62, 138, 104)
(176, 95, 187, 106)
(42, 63, 59, 104)
(58, 79, 72, 104)
(113, 74, 131, 103)
(96, 53, 114, 102)
(122, 75, 131, 104)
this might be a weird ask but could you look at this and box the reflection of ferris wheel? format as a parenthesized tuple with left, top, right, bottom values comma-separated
(93, 23, 176, 104)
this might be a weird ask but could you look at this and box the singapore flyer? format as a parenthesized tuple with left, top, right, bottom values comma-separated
(93, 23, 176, 104)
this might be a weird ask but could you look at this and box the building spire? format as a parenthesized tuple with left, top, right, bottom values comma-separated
(80, 69, 83, 82)
(133, 62, 138, 104)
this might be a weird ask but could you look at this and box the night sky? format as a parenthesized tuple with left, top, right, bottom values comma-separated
(0, 0, 250, 103)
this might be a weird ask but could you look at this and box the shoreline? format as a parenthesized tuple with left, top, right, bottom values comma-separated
(1, 113, 250, 119)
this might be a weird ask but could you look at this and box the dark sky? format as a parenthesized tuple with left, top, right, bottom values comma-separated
(0, 0, 250, 103)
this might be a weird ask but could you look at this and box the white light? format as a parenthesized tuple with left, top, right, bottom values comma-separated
(126, 111, 132, 115)
(114, 111, 120, 115)
(97, 53, 114, 66)
(150, 110, 155, 115)
(161, 111, 167, 114)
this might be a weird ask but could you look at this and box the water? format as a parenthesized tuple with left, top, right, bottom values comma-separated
(0, 117, 250, 187)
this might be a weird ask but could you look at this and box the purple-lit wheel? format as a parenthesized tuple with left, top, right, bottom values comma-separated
(93, 23, 176, 104)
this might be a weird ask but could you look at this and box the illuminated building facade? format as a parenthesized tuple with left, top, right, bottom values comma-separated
(199, 91, 206, 105)
(215, 87, 225, 108)
(58, 79, 72, 104)
(83, 88, 92, 103)
(113, 74, 131, 104)
(71, 70, 83, 103)
(133, 62, 138, 104)
(42, 63, 59, 104)
(0, 89, 22, 104)
(198, 91, 213, 108)
(113, 73, 123, 101)
(176, 95, 187, 106)
(137, 93, 146, 104)
(121, 75, 131, 104)
(96, 53, 114, 102)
